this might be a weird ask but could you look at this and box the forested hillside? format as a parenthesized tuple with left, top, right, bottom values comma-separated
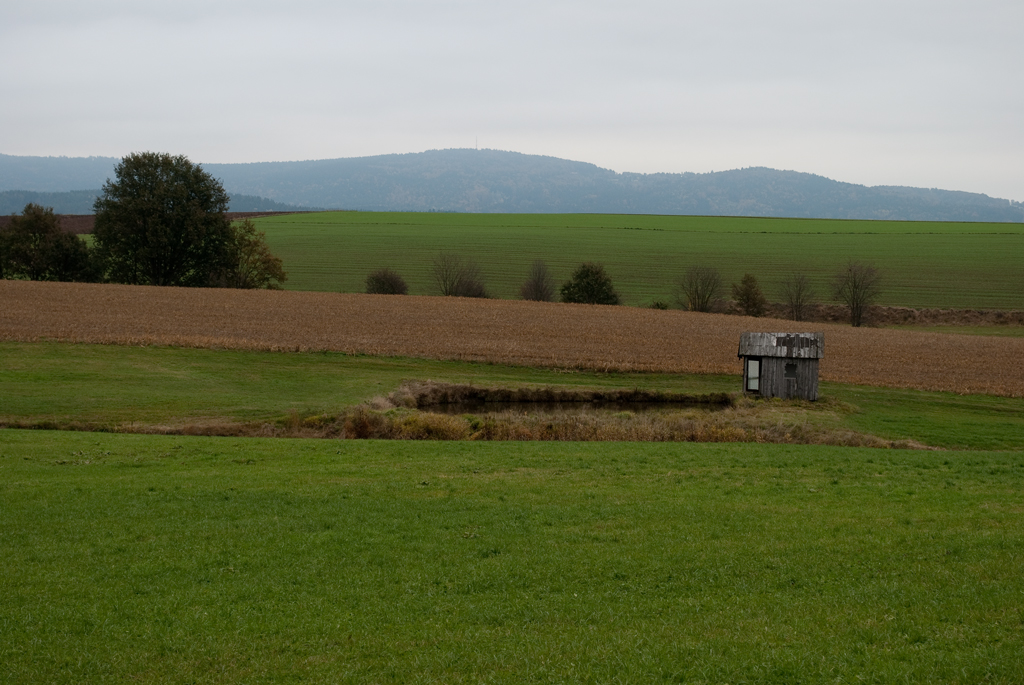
(2, 150, 1021, 221)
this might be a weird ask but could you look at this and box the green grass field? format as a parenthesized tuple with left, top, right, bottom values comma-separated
(5, 338, 1024, 681)
(254, 212, 1024, 310)
(5, 209, 1022, 680)
(3, 431, 1023, 683)
(4, 341, 1024, 450)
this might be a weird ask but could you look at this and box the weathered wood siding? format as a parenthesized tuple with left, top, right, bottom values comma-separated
(739, 332, 823, 400)
(759, 358, 819, 401)
(738, 332, 824, 359)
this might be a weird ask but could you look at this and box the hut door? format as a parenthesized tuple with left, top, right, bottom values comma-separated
(785, 363, 797, 398)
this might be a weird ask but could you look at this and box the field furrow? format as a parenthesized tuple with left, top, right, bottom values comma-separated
(2, 280, 1022, 396)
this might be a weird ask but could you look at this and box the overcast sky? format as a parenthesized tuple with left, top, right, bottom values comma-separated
(2, 0, 1022, 200)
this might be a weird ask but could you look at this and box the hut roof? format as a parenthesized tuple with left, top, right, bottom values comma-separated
(737, 332, 824, 359)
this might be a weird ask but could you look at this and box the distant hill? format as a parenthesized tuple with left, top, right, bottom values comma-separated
(0, 189, 100, 215)
(223, 194, 312, 213)
(2, 150, 1021, 222)
(0, 187, 307, 215)
(0, 155, 117, 194)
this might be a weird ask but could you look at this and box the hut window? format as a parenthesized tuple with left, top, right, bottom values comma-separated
(746, 358, 760, 391)
(785, 363, 797, 379)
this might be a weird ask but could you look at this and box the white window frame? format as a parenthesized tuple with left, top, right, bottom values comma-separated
(746, 357, 760, 392)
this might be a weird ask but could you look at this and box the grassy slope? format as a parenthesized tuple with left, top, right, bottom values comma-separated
(3, 432, 1023, 684)
(253, 212, 1024, 310)
(4, 341, 1024, 450)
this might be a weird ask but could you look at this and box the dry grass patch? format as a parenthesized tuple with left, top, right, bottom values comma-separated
(1, 379, 930, 448)
(331, 390, 929, 447)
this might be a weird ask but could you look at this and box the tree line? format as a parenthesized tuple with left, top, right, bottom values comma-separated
(0, 152, 286, 290)
(366, 256, 883, 327)
(3, 153, 880, 326)
(678, 263, 881, 327)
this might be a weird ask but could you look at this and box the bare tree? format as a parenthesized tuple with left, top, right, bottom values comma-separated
(778, 273, 815, 321)
(676, 265, 722, 312)
(432, 252, 462, 296)
(832, 261, 881, 327)
(519, 259, 555, 302)
(432, 252, 488, 298)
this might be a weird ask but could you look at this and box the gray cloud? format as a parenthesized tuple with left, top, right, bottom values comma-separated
(1, 0, 1021, 199)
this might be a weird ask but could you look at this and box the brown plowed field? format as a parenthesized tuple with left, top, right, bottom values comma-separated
(2, 280, 1022, 396)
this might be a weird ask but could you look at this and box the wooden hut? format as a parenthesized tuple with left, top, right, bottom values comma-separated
(737, 332, 824, 401)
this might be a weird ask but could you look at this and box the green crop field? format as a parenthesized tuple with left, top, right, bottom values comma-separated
(3, 431, 1024, 683)
(254, 211, 1024, 310)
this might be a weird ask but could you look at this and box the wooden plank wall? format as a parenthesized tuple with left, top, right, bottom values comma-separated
(759, 358, 820, 401)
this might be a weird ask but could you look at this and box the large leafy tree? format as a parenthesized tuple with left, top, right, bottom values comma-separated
(216, 219, 288, 289)
(0, 203, 96, 282)
(93, 152, 233, 287)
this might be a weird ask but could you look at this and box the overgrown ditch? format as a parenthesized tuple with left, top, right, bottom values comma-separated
(2, 381, 932, 449)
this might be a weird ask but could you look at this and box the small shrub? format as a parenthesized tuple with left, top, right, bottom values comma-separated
(647, 300, 670, 310)
(301, 414, 334, 429)
(365, 267, 408, 295)
(452, 276, 488, 299)
(342, 406, 390, 439)
(560, 262, 620, 305)
(520, 260, 555, 302)
(731, 273, 767, 317)
(394, 413, 471, 440)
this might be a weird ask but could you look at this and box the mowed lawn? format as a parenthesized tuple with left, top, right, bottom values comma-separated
(254, 212, 1024, 310)
(3, 431, 1024, 684)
